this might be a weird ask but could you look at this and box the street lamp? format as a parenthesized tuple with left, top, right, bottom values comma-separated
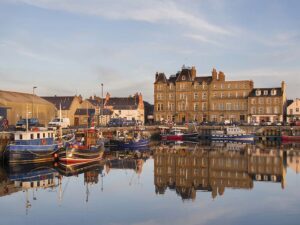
(100, 83, 104, 126)
(32, 86, 37, 118)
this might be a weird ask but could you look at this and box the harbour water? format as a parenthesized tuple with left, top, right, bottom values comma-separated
(1, 142, 300, 225)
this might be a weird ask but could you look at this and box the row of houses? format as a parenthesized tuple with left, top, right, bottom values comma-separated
(154, 65, 298, 123)
(0, 90, 153, 126)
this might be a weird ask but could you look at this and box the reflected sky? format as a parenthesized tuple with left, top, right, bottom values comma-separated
(1, 142, 300, 225)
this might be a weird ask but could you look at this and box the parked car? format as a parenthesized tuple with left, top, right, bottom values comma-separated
(261, 121, 272, 126)
(15, 118, 40, 130)
(122, 120, 136, 127)
(108, 118, 124, 127)
(48, 117, 70, 129)
(250, 121, 260, 126)
(272, 121, 282, 126)
(290, 121, 300, 126)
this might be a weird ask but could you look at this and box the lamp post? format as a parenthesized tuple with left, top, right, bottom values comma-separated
(32, 86, 37, 118)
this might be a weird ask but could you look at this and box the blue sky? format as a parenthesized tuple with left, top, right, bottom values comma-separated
(0, 0, 300, 103)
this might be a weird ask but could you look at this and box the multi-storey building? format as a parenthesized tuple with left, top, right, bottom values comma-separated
(248, 82, 287, 123)
(154, 66, 253, 123)
(286, 98, 300, 123)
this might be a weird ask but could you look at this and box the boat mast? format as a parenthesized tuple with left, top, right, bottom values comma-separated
(59, 103, 62, 140)
(26, 104, 29, 132)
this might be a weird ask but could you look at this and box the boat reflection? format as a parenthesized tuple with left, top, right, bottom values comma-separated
(154, 141, 287, 201)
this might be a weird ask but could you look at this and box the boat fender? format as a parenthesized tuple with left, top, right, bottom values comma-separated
(41, 139, 47, 145)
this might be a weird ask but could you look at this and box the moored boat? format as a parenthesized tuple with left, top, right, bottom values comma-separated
(58, 129, 104, 165)
(4, 129, 58, 164)
(108, 130, 150, 150)
(160, 126, 198, 141)
(210, 126, 255, 141)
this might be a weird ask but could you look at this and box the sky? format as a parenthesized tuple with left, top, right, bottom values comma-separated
(0, 0, 300, 103)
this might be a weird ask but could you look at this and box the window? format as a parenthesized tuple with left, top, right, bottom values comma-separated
(251, 107, 256, 114)
(202, 92, 207, 100)
(194, 92, 199, 100)
(157, 103, 164, 111)
(274, 98, 279, 104)
(228, 92, 231, 98)
(20, 134, 23, 140)
(264, 90, 268, 95)
(259, 98, 264, 104)
(213, 92, 217, 98)
(274, 106, 279, 114)
(169, 93, 174, 100)
(243, 91, 247, 97)
(251, 99, 256, 104)
(226, 103, 232, 110)
(290, 109, 293, 114)
(202, 102, 207, 111)
(271, 89, 277, 95)
(169, 83, 174, 90)
(296, 108, 299, 113)
(43, 133, 45, 138)
(221, 84, 224, 89)
(256, 90, 261, 96)
(266, 98, 271, 104)
(258, 107, 264, 114)
(266, 107, 272, 114)
(236, 92, 239, 98)
(37, 133, 40, 139)
(182, 75, 186, 80)
(221, 92, 225, 98)
(228, 83, 231, 89)
(194, 103, 199, 111)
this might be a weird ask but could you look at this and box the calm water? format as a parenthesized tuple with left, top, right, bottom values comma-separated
(1, 142, 300, 225)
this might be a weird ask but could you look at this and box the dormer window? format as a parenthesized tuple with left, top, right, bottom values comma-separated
(271, 89, 277, 96)
(256, 90, 261, 96)
(182, 75, 186, 81)
(264, 90, 268, 95)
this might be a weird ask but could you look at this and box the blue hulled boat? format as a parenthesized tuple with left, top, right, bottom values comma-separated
(4, 129, 58, 164)
(108, 131, 150, 150)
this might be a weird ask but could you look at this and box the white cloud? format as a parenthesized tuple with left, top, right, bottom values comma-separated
(7, 0, 233, 37)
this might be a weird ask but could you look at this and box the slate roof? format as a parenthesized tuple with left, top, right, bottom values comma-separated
(42, 96, 76, 110)
(194, 76, 212, 84)
(75, 108, 95, 116)
(154, 73, 168, 84)
(87, 99, 100, 106)
(106, 96, 139, 110)
(249, 88, 283, 97)
(287, 99, 294, 107)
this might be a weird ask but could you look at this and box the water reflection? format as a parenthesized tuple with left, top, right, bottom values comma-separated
(154, 142, 288, 201)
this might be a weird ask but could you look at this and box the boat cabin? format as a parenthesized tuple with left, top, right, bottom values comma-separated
(75, 129, 98, 147)
(13, 130, 55, 145)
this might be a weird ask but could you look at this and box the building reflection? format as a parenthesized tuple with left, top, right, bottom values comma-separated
(154, 142, 286, 201)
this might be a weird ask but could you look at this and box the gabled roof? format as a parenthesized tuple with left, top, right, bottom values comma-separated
(249, 88, 283, 97)
(176, 68, 193, 82)
(106, 96, 139, 110)
(287, 100, 294, 107)
(42, 96, 76, 110)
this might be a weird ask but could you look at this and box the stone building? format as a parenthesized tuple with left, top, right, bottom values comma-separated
(286, 98, 300, 123)
(74, 108, 112, 126)
(0, 90, 56, 125)
(248, 82, 287, 123)
(42, 95, 82, 126)
(154, 66, 253, 123)
(88, 93, 145, 123)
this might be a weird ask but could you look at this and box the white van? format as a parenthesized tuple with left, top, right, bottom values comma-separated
(48, 118, 70, 129)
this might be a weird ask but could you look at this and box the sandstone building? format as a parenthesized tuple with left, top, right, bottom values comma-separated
(286, 98, 300, 123)
(154, 65, 287, 123)
(248, 83, 287, 123)
(154, 66, 253, 123)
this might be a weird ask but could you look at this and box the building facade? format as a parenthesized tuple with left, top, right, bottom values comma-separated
(0, 90, 56, 125)
(286, 98, 300, 123)
(248, 82, 287, 123)
(154, 66, 253, 123)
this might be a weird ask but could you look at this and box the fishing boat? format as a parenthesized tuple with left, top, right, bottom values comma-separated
(160, 126, 198, 141)
(4, 129, 58, 164)
(210, 126, 255, 142)
(58, 129, 104, 165)
(109, 130, 150, 150)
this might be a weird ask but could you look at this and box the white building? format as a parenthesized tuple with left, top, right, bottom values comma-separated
(287, 98, 300, 122)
